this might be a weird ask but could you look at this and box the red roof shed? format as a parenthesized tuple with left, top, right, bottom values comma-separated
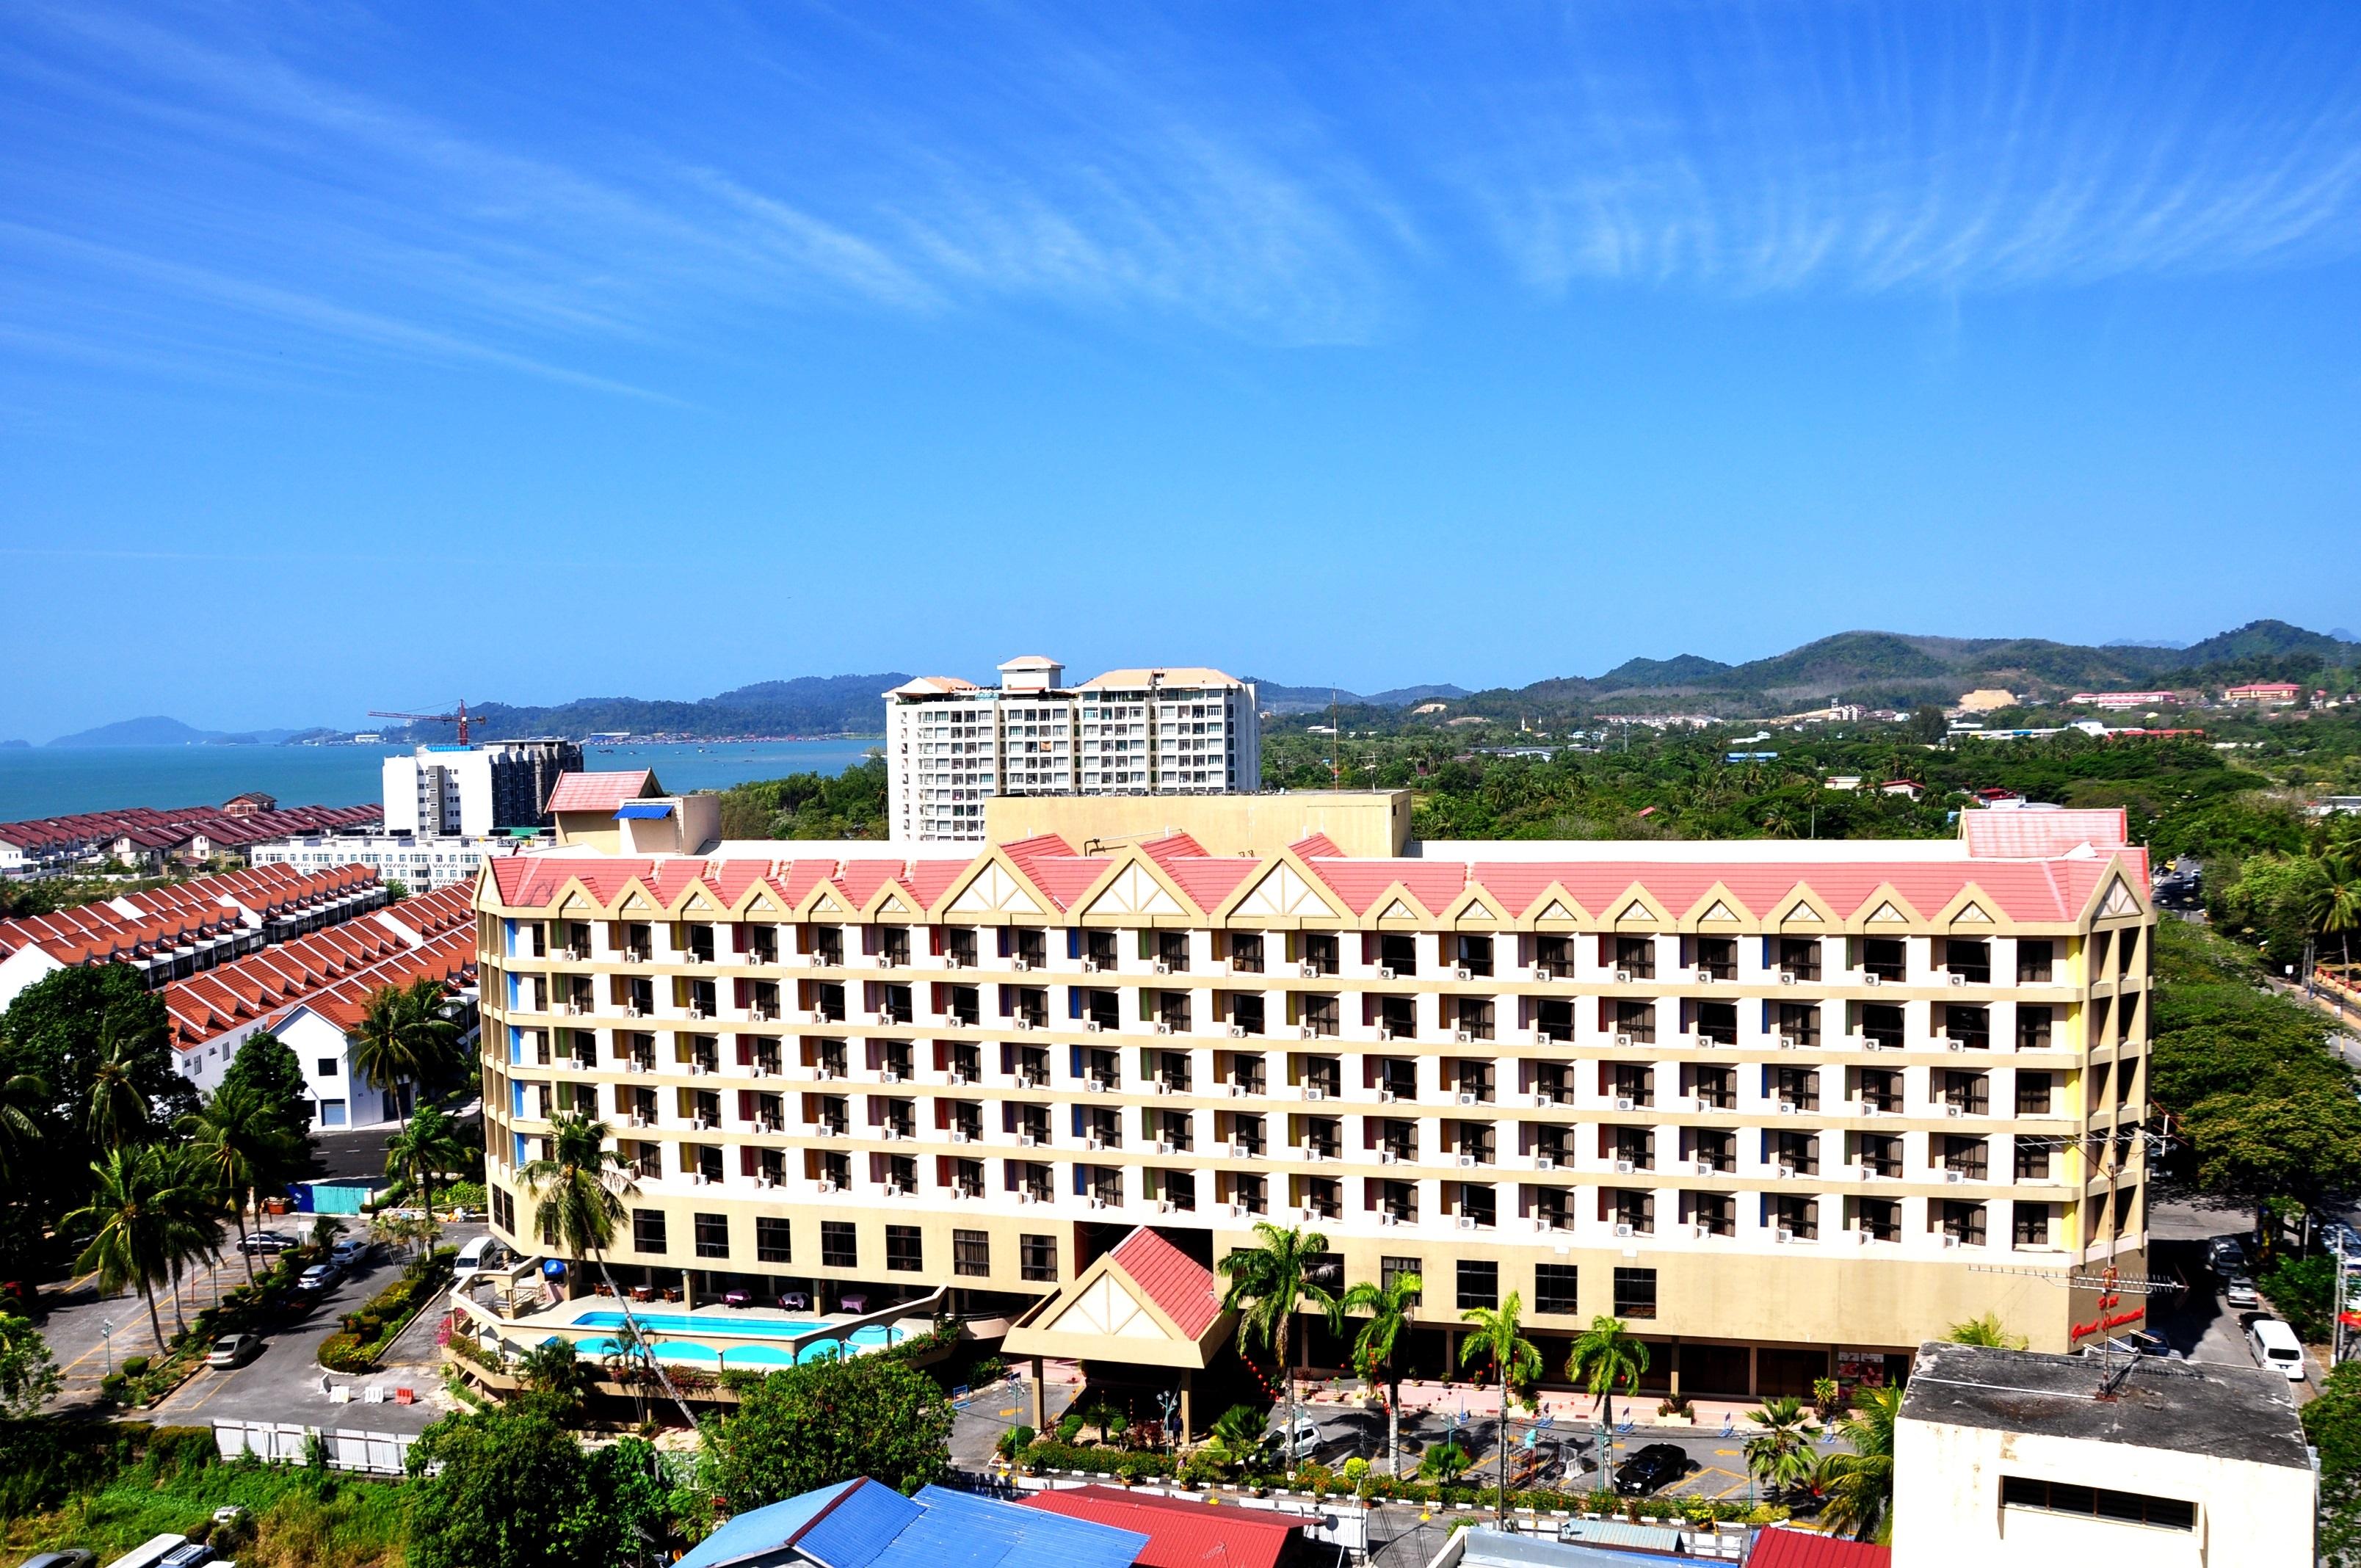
(1018, 1485, 1302, 1568)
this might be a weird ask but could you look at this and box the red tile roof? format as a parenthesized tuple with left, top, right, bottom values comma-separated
(1959, 808, 2128, 860)
(1747, 1526, 1893, 1568)
(0, 863, 382, 968)
(1109, 1227, 1224, 1340)
(1019, 1485, 1296, 1568)
(269, 929, 474, 1034)
(547, 771, 656, 813)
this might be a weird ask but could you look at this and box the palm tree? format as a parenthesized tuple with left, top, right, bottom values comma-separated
(2309, 851, 2361, 973)
(1342, 1270, 1422, 1477)
(157, 1144, 227, 1333)
(1815, 1384, 1901, 1542)
(180, 1084, 299, 1285)
(521, 1112, 695, 1426)
(1945, 1312, 2026, 1349)
(1742, 1395, 1822, 1496)
(383, 1103, 469, 1246)
(65, 1145, 179, 1349)
(1459, 1292, 1542, 1522)
(0, 1069, 44, 1186)
(1567, 1315, 1650, 1437)
(348, 978, 459, 1117)
(85, 1011, 156, 1150)
(1215, 1222, 1343, 1468)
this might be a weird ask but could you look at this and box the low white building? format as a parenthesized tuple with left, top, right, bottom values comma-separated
(382, 738, 581, 837)
(253, 830, 534, 890)
(1893, 1340, 2315, 1568)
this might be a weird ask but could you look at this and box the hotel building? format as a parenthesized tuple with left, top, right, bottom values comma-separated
(884, 657, 1261, 841)
(473, 790, 2153, 1403)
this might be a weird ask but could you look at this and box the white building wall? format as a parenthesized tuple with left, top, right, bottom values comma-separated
(382, 756, 422, 834)
(1893, 1410, 2314, 1568)
(252, 833, 513, 889)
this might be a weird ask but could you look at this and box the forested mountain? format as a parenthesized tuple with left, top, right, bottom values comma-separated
(443, 674, 913, 742)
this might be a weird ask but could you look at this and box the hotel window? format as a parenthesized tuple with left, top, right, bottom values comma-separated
(1456, 1260, 1498, 1311)
(755, 1217, 791, 1263)
(885, 1225, 923, 1272)
(1612, 1267, 1658, 1320)
(1020, 1233, 1058, 1282)
(1381, 1256, 1423, 1302)
(821, 1221, 857, 1269)
(694, 1213, 729, 1259)
(632, 1209, 667, 1255)
(953, 1230, 990, 1278)
(1999, 1477, 2193, 1532)
(1535, 1264, 1579, 1315)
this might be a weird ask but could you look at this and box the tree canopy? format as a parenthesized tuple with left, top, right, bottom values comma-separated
(703, 1351, 953, 1507)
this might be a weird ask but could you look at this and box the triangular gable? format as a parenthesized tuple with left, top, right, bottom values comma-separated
(2097, 874, 2144, 920)
(675, 885, 724, 917)
(1076, 857, 1192, 921)
(1678, 882, 1752, 931)
(1845, 884, 1923, 934)
(1041, 1271, 1171, 1341)
(735, 884, 784, 918)
(1609, 884, 1670, 929)
(1775, 886, 1836, 930)
(616, 885, 657, 915)
(1366, 882, 1433, 927)
(864, 884, 920, 919)
(1220, 859, 1345, 922)
(1438, 886, 1504, 927)
(801, 885, 851, 917)
(1935, 884, 2003, 929)
(943, 857, 1050, 918)
(1504, 879, 1589, 929)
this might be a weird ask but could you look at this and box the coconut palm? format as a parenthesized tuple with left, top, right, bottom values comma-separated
(0, 1069, 45, 1186)
(348, 977, 460, 1114)
(1459, 1292, 1542, 1522)
(521, 1112, 695, 1426)
(2309, 851, 2361, 972)
(1743, 1395, 1822, 1495)
(1816, 1384, 1902, 1541)
(1342, 1269, 1422, 1478)
(156, 1144, 228, 1333)
(1566, 1315, 1650, 1433)
(1215, 1222, 1343, 1468)
(179, 1084, 299, 1285)
(383, 1103, 470, 1244)
(85, 1011, 157, 1150)
(65, 1145, 181, 1349)
(1944, 1312, 2026, 1349)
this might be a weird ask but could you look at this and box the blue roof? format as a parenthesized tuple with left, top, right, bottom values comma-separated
(615, 802, 675, 819)
(670, 1479, 1145, 1568)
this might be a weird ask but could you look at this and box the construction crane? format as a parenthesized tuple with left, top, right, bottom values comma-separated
(369, 700, 473, 745)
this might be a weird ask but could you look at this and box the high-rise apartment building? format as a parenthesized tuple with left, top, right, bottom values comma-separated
(382, 738, 584, 837)
(885, 658, 1260, 841)
(474, 795, 2154, 1399)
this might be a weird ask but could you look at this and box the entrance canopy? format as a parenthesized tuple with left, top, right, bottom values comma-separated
(1004, 1227, 1233, 1370)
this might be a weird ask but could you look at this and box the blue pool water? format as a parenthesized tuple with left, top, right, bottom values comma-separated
(567, 1330, 898, 1367)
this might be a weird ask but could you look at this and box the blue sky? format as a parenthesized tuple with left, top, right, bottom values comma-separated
(3, 1, 2360, 739)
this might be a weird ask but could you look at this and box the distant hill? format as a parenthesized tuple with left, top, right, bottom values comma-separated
(1247, 678, 1471, 715)
(434, 673, 915, 743)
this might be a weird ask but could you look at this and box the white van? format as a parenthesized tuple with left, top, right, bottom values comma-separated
(2248, 1317, 2307, 1382)
(451, 1235, 508, 1286)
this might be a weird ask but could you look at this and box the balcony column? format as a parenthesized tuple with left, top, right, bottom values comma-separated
(1030, 1357, 1047, 1431)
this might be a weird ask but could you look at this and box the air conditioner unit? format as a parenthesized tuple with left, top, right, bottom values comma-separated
(627, 1114, 650, 1128)
(1532, 1090, 1559, 1107)
(1863, 973, 1880, 987)
(1614, 1159, 1636, 1175)
(1614, 1223, 1636, 1238)
(623, 1006, 644, 1019)
(1085, 1136, 1106, 1151)
(1302, 1086, 1325, 1102)
(1531, 968, 1555, 981)
(1948, 973, 1967, 987)
(1226, 1141, 1249, 1159)
(1089, 1196, 1109, 1211)
(1299, 1025, 1320, 1041)
(756, 1174, 776, 1188)
(1943, 1169, 1967, 1184)
(1536, 1154, 1557, 1170)
(948, 1070, 971, 1086)
(1228, 1023, 1249, 1039)
(687, 1061, 708, 1077)
(1377, 1089, 1396, 1104)
(1084, 1078, 1106, 1094)
(817, 1178, 838, 1193)
(1081, 959, 1100, 974)
(1084, 1019, 1102, 1033)
(880, 1069, 902, 1084)
(1153, 1079, 1173, 1096)
(1779, 1036, 1805, 1051)
(1458, 1153, 1479, 1168)
(946, 1186, 964, 1201)
(1694, 1160, 1716, 1176)
(1945, 1039, 1965, 1053)
(1453, 965, 1473, 981)
(1017, 1188, 1037, 1204)
(1300, 962, 1322, 979)
(1614, 1096, 1636, 1112)
(1014, 1016, 1035, 1031)
(1941, 1233, 1963, 1249)
(1304, 1146, 1324, 1161)
(1156, 1022, 1175, 1037)
(950, 1128, 971, 1144)
(1012, 957, 1033, 973)
(1694, 968, 1715, 984)
(1456, 1213, 1479, 1230)
(1614, 969, 1632, 984)
(1226, 1202, 1248, 1219)
(1776, 1162, 1796, 1179)
(1377, 1028, 1396, 1042)
(1776, 1100, 1799, 1115)
(1153, 962, 1172, 976)
(1378, 965, 1398, 981)
(1779, 972, 1797, 987)
(1614, 1033, 1633, 1048)
(1226, 1079, 1246, 1097)
(1379, 1211, 1400, 1227)
(1379, 1149, 1399, 1165)
(1457, 1091, 1480, 1106)
(1944, 1104, 1965, 1118)
(1454, 1029, 1475, 1044)
(1156, 1199, 1174, 1213)
(1018, 1133, 1040, 1147)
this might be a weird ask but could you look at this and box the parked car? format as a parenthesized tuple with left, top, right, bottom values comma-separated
(17, 1551, 98, 1568)
(329, 1239, 370, 1268)
(239, 1230, 298, 1255)
(204, 1334, 257, 1370)
(297, 1263, 341, 1293)
(2225, 1275, 2261, 1308)
(2208, 1237, 2249, 1278)
(1613, 1442, 1698, 1497)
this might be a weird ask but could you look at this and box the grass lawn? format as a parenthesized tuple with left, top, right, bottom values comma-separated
(1, 1454, 409, 1568)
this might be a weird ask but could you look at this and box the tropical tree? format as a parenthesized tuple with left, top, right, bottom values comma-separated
(1816, 1384, 1902, 1541)
(0, 1310, 61, 1416)
(2310, 851, 2361, 972)
(521, 1113, 694, 1425)
(0, 1068, 43, 1186)
(64, 1144, 183, 1349)
(349, 977, 460, 1111)
(1342, 1269, 1423, 1477)
(1567, 1315, 1650, 1434)
(1459, 1291, 1542, 1522)
(1945, 1312, 2026, 1349)
(180, 1083, 300, 1284)
(1215, 1222, 1343, 1468)
(385, 1103, 471, 1242)
(1743, 1395, 1822, 1495)
(85, 1009, 159, 1150)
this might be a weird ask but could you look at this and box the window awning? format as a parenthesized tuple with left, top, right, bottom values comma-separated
(614, 802, 674, 820)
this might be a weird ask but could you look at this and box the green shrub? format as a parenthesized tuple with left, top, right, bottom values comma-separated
(99, 1374, 129, 1405)
(121, 1356, 150, 1379)
(1054, 1412, 1086, 1444)
(319, 1334, 375, 1373)
(145, 1426, 220, 1476)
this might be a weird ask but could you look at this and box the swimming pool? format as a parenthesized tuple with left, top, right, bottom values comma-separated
(568, 1310, 904, 1344)
(566, 1335, 885, 1367)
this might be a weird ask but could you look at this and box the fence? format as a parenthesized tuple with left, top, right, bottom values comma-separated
(211, 1419, 417, 1477)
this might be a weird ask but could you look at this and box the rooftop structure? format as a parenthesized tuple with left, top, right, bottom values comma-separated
(475, 793, 2156, 1409)
(2221, 682, 2302, 705)
(885, 657, 1261, 841)
(1019, 1484, 1306, 1568)
(674, 1477, 1145, 1568)
(1893, 1340, 2312, 1568)
(0, 861, 387, 1008)
(0, 801, 382, 874)
(2067, 692, 2181, 709)
(383, 738, 583, 838)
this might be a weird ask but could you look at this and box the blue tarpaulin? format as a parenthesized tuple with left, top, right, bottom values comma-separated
(615, 802, 674, 819)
